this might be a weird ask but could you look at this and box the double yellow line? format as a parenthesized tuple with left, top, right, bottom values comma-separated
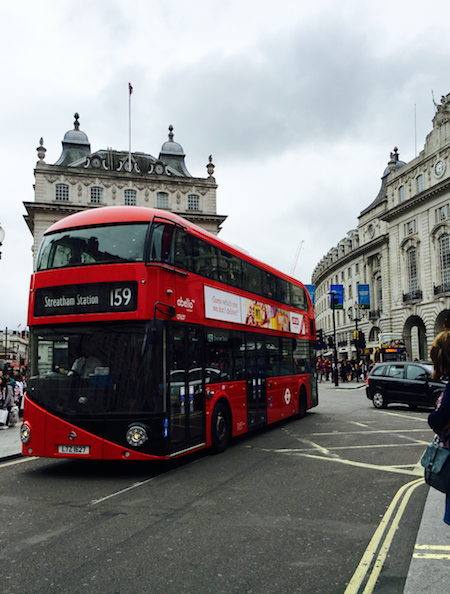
(344, 477, 425, 594)
(414, 544, 450, 560)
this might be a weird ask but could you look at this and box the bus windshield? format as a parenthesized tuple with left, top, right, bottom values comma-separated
(36, 223, 149, 271)
(27, 322, 164, 416)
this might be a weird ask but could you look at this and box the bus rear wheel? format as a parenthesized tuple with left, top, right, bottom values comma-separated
(211, 402, 231, 454)
(298, 391, 307, 419)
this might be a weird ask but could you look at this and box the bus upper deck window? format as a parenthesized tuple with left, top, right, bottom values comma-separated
(149, 223, 175, 263)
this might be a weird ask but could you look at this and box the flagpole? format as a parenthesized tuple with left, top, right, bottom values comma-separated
(128, 83, 133, 172)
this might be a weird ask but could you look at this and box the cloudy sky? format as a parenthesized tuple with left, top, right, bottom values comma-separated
(1, 0, 449, 331)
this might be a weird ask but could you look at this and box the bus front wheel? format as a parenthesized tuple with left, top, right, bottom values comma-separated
(211, 402, 231, 454)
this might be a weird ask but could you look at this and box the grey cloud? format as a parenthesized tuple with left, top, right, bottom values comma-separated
(145, 17, 444, 168)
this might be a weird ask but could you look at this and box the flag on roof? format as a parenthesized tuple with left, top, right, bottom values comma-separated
(129, 83, 133, 95)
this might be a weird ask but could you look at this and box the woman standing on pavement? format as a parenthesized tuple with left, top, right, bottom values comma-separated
(428, 331, 450, 524)
(3, 376, 14, 428)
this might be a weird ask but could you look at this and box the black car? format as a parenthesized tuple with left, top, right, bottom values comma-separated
(366, 361, 446, 409)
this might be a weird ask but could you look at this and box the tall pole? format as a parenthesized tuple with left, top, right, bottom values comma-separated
(355, 307, 359, 383)
(331, 292, 339, 387)
(128, 83, 133, 173)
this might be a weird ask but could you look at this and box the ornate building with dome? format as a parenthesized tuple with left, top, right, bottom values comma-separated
(24, 114, 226, 266)
(312, 93, 450, 361)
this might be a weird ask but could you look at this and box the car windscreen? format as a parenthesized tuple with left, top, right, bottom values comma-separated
(36, 223, 149, 271)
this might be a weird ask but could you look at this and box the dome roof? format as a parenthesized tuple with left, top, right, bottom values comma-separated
(381, 147, 405, 177)
(158, 125, 191, 176)
(63, 128, 89, 145)
(63, 113, 89, 145)
(382, 160, 406, 177)
(160, 125, 185, 156)
(54, 113, 91, 166)
(360, 148, 406, 216)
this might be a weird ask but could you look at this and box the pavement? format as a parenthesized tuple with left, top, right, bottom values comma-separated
(1, 392, 449, 592)
(0, 421, 22, 460)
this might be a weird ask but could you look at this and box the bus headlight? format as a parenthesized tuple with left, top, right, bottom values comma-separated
(20, 423, 31, 444)
(126, 425, 149, 447)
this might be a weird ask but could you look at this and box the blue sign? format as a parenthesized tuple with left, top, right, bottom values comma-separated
(358, 284, 370, 310)
(330, 285, 344, 309)
(305, 285, 316, 306)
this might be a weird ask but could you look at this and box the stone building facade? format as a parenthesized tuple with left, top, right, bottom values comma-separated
(24, 114, 226, 267)
(312, 93, 450, 361)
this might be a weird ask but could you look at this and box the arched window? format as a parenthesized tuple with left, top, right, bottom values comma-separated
(399, 185, 405, 202)
(376, 276, 383, 312)
(407, 246, 418, 293)
(416, 174, 424, 193)
(369, 327, 380, 343)
(439, 233, 450, 286)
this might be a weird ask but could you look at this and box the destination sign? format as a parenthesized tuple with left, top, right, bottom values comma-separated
(34, 282, 138, 317)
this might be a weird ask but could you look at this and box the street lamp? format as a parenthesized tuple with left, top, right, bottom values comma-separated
(350, 302, 365, 382)
(0, 225, 4, 260)
(330, 291, 339, 387)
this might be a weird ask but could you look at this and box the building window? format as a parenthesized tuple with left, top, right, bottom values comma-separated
(355, 263, 359, 274)
(348, 267, 352, 278)
(124, 189, 136, 206)
(437, 205, 448, 222)
(157, 192, 169, 209)
(399, 185, 405, 202)
(439, 234, 450, 286)
(348, 285, 352, 299)
(416, 174, 424, 193)
(187, 194, 199, 211)
(90, 187, 103, 204)
(407, 246, 418, 293)
(341, 271, 344, 282)
(405, 220, 415, 235)
(55, 184, 69, 201)
(377, 276, 383, 312)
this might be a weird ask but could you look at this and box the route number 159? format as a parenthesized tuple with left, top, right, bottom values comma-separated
(110, 287, 133, 307)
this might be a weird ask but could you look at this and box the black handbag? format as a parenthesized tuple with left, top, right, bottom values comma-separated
(421, 443, 450, 493)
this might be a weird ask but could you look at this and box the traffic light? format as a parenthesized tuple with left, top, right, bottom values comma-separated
(353, 330, 359, 341)
(327, 336, 334, 348)
(359, 331, 366, 349)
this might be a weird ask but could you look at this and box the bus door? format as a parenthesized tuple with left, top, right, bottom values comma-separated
(168, 325, 206, 454)
(246, 334, 267, 429)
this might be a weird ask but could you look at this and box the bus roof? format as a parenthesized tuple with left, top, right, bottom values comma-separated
(44, 206, 311, 297)
(46, 206, 199, 234)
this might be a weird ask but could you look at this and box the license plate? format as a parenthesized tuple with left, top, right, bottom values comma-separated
(58, 445, 90, 455)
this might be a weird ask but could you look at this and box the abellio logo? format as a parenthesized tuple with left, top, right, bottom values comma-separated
(177, 296, 195, 311)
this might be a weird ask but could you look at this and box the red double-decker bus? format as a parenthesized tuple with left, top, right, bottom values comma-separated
(21, 206, 317, 460)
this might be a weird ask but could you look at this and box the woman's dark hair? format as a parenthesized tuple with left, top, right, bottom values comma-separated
(430, 331, 450, 380)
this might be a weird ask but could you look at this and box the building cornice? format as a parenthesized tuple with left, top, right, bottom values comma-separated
(312, 234, 388, 286)
(380, 177, 450, 222)
(34, 164, 218, 190)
